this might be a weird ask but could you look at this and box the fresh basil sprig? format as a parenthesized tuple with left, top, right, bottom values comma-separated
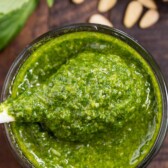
(0, 0, 38, 51)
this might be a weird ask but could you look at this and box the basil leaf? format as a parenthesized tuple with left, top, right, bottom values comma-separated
(46, 0, 54, 7)
(0, 0, 38, 51)
(0, 0, 29, 15)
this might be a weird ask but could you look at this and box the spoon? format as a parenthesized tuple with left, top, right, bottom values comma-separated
(0, 52, 134, 142)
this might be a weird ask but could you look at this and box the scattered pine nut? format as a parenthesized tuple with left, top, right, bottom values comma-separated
(139, 9, 159, 29)
(72, 0, 84, 4)
(137, 0, 157, 9)
(98, 0, 117, 13)
(89, 14, 113, 27)
(124, 1, 143, 28)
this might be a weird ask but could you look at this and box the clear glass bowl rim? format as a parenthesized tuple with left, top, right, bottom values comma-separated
(1, 23, 168, 168)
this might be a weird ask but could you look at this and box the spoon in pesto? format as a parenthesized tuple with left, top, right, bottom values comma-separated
(0, 52, 139, 142)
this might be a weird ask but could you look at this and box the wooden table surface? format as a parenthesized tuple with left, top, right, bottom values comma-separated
(0, 0, 168, 167)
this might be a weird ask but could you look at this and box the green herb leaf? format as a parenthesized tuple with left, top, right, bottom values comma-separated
(46, 0, 54, 7)
(0, 0, 39, 51)
(0, 0, 29, 15)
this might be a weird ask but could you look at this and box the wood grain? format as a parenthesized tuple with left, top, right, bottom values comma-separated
(0, 0, 168, 167)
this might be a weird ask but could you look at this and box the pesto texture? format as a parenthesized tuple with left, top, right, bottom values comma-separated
(6, 32, 162, 167)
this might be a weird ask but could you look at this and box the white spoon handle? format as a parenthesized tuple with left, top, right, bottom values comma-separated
(0, 107, 15, 123)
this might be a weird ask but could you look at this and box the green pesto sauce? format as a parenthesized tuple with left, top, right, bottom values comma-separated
(7, 32, 162, 167)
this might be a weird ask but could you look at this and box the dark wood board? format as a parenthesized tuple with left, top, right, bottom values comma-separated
(0, 0, 168, 167)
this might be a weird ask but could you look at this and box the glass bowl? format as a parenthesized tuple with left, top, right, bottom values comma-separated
(1, 23, 168, 168)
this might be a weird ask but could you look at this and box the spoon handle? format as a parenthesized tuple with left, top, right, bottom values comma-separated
(0, 107, 14, 123)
